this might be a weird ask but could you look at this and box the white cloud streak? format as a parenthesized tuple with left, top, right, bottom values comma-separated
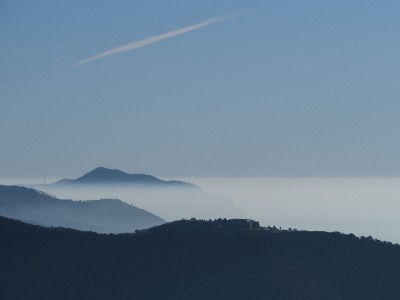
(71, 16, 228, 68)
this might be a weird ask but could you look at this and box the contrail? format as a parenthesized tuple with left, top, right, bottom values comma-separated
(71, 15, 228, 68)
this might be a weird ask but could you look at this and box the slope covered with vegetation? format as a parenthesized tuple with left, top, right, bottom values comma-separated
(0, 216, 399, 300)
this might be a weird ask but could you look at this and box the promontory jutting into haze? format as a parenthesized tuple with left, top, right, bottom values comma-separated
(0, 184, 165, 233)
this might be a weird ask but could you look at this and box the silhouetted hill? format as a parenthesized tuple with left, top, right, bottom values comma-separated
(53, 167, 197, 188)
(1, 216, 400, 299)
(0, 185, 165, 233)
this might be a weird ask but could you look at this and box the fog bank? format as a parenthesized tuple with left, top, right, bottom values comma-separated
(178, 177, 400, 243)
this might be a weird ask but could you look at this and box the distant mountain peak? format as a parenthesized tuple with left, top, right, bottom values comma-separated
(54, 167, 197, 188)
(77, 167, 158, 182)
(83, 167, 131, 177)
(87, 167, 125, 175)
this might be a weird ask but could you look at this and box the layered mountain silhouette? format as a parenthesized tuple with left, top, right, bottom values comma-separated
(53, 167, 197, 188)
(1, 216, 400, 300)
(0, 185, 165, 233)
(37, 167, 244, 221)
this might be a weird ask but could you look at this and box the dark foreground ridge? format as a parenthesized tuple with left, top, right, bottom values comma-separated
(53, 166, 197, 188)
(0, 185, 165, 233)
(1, 216, 400, 300)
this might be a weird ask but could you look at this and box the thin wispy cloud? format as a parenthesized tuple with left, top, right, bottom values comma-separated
(71, 16, 228, 68)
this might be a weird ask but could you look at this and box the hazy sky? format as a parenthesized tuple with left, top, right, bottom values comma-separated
(1, 0, 400, 178)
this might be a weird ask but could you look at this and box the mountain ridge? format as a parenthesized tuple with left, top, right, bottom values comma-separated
(0, 184, 165, 233)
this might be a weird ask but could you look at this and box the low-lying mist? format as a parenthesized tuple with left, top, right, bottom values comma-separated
(183, 177, 400, 243)
(6, 176, 400, 243)
(35, 184, 244, 222)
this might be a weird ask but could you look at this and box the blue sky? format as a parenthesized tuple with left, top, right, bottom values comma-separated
(1, 0, 400, 178)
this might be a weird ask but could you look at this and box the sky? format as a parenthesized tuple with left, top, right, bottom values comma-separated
(1, 0, 400, 179)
